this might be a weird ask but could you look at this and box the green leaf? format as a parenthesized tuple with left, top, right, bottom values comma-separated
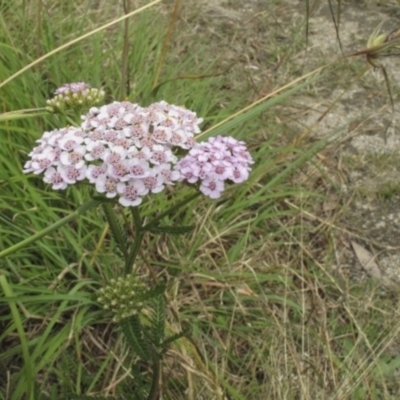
(120, 315, 150, 360)
(161, 324, 191, 354)
(66, 396, 121, 400)
(150, 295, 165, 348)
(145, 225, 195, 235)
(0, 200, 99, 259)
(130, 364, 149, 399)
(136, 284, 166, 305)
(0, 275, 34, 399)
(0, 110, 48, 121)
(102, 203, 127, 258)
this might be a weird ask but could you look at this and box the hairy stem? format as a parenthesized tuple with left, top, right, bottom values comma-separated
(148, 350, 162, 400)
(125, 207, 144, 275)
(124, 191, 200, 275)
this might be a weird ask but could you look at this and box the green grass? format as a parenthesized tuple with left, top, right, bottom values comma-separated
(2, 0, 400, 399)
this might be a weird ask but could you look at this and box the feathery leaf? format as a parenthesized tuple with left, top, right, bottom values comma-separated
(120, 315, 151, 360)
(161, 324, 191, 354)
(150, 294, 165, 348)
(145, 225, 195, 235)
(102, 203, 128, 258)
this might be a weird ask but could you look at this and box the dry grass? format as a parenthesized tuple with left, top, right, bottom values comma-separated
(145, 1, 400, 398)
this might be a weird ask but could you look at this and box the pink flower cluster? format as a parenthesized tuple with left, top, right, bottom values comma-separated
(24, 101, 203, 206)
(54, 82, 91, 95)
(175, 136, 254, 199)
(25, 98, 254, 204)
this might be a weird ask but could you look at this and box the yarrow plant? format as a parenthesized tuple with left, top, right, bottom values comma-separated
(25, 95, 253, 206)
(21, 82, 254, 399)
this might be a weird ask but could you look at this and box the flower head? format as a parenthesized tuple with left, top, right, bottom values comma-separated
(24, 100, 204, 206)
(25, 100, 253, 204)
(23, 126, 87, 189)
(175, 135, 254, 198)
(46, 82, 105, 113)
(97, 274, 148, 322)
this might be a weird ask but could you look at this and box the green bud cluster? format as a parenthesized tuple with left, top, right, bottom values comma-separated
(97, 274, 147, 322)
(46, 82, 105, 113)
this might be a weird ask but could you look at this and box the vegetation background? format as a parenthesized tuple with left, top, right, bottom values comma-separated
(2, 0, 400, 398)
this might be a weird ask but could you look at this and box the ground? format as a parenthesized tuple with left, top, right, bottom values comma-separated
(190, 0, 400, 287)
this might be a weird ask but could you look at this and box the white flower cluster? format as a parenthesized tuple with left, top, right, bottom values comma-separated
(24, 101, 203, 206)
(46, 82, 105, 113)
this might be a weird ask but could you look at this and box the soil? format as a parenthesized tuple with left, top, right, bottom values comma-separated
(193, 0, 400, 286)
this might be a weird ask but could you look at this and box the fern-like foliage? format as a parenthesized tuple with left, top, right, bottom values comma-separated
(136, 283, 166, 305)
(148, 293, 189, 354)
(102, 203, 127, 258)
(120, 315, 151, 360)
(160, 324, 191, 355)
(128, 392, 149, 400)
(130, 364, 149, 399)
(58, 350, 81, 395)
(150, 294, 165, 348)
(145, 225, 195, 235)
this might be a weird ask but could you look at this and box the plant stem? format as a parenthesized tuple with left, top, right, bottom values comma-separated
(102, 203, 128, 259)
(0, 199, 99, 259)
(124, 191, 200, 275)
(152, 0, 181, 90)
(148, 351, 161, 400)
(35, 0, 42, 60)
(121, 0, 131, 100)
(131, 206, 142, 229)
(124, 207, 144, 275)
